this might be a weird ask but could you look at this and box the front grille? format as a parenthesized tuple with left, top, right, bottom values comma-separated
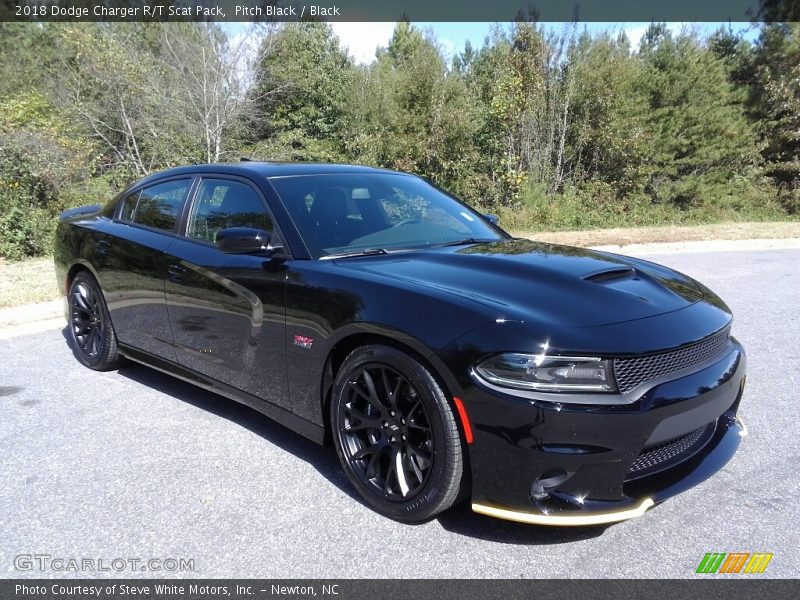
(614, 327, 731, 394)
(627, 422, 715, 479)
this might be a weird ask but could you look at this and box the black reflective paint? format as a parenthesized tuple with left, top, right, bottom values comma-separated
(452, 340, 745, 513)
(163, 238, 290, 409)
(54, 162, 746, 516)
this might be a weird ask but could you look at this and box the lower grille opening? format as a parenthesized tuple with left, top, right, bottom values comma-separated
(626, 422, 716, 480)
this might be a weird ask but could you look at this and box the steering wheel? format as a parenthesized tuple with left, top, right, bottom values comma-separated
(392, 217, 422, 228)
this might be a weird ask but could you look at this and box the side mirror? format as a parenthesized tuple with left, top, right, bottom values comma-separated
(483, 213, 499, 225)
(216, 227, 283, 255)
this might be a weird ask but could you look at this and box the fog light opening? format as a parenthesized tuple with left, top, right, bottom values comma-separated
(530, 468, 572, 501)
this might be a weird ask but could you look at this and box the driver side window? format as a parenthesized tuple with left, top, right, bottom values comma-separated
(187, 179, 273, 243)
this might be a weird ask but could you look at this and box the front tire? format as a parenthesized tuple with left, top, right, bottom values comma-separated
(67, 271, 121, 371)
(331, 345, 464, 523)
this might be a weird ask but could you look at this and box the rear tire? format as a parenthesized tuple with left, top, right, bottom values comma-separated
(67, 271, 121, 371)
(330, 344, 463, 523)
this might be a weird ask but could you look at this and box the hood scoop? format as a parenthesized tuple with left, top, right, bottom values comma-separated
(584, 267, 636, 284)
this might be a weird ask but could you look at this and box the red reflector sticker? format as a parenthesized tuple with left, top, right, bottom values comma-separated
(453, 396, 474, 444)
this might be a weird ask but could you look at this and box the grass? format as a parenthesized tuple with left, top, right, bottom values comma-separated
(510, 221, 800, 247)
(0, 257, 59, 309)
(490, 181, 799, 233)
(1, 220, 799, 309)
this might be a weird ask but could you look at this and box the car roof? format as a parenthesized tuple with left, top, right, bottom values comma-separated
(130, 161, 409, 188)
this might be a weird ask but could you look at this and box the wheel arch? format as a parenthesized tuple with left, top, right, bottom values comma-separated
(320, 326, 473, 505)
(64, 260, 102, 293)
(319, 325, 466, 445)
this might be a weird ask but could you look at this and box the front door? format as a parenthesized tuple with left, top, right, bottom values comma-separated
(164, 176, 290, 409)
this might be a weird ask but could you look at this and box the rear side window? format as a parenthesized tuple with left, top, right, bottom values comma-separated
(122, 179, 190, 232)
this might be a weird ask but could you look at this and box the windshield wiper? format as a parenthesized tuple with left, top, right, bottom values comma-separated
(437, 238, 498, 247)
(321, 248, 389, 260)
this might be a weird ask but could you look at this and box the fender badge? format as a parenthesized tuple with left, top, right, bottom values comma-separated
(293, 334, 314, 350)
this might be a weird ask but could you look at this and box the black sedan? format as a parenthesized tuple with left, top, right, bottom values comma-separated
(54, 162, 747, 525)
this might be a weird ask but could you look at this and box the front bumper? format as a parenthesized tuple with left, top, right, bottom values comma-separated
(463, 339, 747, 525)
(473, 496, 657, 526)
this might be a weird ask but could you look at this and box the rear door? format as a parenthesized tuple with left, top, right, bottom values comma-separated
(163, 175, 290, 409)
(97, 177, 193, 361)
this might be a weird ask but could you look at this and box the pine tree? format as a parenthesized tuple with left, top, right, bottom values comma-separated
(751, 23, 800, 202)
(637, 27, 761, 208)
(249, 23, 353, 161)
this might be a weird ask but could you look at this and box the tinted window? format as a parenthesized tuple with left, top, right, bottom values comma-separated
(119, 192, 139, 221)
(131, 179, 190, 231)
(187, 179, 273, 243)
(269, 173, 502, 258)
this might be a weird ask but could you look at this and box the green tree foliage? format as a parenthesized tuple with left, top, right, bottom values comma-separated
(58, 22, 247, 176)
(637, 27, 762, 209)
(0, 90, 102, 259)
(344, 22, 481, 200)
(750, 23, 800, 211)
(369, 22, 448, 172)
(708, 25, 757, 88)
(0, 20, 798, 260)
(248, 22, 354, 161)
(568, 31, 647, 195)
(0, 24, 61, 98)
(0, 24, 107, 259)
(470, 23, 580, 204)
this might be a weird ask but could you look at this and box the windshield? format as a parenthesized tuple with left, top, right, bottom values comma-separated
(268, 173, 505, 258)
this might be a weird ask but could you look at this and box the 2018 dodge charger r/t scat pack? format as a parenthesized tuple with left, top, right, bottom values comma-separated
(55, 162, 747, 525)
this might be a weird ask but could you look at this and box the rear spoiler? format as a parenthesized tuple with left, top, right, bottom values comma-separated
(59, 204, 102, 221)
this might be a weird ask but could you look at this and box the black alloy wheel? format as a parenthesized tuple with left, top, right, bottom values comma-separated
(68, 271, 121, 371)
(340, 364, 433, 500)
(331, 345, 464, 522)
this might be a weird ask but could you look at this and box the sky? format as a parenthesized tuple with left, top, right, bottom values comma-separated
(224, 21, 761, 67)
(327, 21, 761, 64)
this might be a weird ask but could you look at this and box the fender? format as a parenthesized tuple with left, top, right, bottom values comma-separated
(314, 321, 467, 430)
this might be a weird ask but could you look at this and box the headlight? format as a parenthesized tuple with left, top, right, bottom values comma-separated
(474, 353, 616, 393)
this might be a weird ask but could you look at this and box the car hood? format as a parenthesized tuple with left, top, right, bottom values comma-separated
(334, 239, 706, 327)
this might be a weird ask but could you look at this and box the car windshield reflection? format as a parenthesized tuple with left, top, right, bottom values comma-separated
(268, 173, 505, 258)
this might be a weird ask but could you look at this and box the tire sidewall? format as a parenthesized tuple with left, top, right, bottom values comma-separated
(68, 272, 117, 370)
(330, 344, 461, 522)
